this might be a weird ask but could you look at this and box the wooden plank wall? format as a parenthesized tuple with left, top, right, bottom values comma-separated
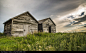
(4, 20, 12, 35)
(43, 19, 56, 33)
(11, 13, 38, 36)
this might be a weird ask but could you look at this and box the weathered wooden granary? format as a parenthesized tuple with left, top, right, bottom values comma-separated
(3, 11, 56, 36)
(38, 18, 56, 33)
(3, 11, 38, 37)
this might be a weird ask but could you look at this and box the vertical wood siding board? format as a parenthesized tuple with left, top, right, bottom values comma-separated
(5, 20, 12, 35)
(4, 24, 6, 34)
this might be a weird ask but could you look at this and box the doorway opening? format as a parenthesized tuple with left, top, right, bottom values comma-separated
(38, 24, 43, 32)
(49, 26, 51, 33)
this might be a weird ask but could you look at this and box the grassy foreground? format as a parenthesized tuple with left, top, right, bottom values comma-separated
(0, 32, 86, 51)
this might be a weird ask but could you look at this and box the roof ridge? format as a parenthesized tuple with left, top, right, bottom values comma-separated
(38, 18, 50, 21)
(3, 11, 39, 24)
(38, 17, 56, 26)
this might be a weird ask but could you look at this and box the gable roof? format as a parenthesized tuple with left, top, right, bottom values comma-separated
(3, 11, 39, 24)
(38, 18, 56, 26)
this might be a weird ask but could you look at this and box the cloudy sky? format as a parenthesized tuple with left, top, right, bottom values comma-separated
(0, 0, 86, 32)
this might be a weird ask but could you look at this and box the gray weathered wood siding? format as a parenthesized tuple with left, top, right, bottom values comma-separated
(43, 19, 56, 33)
(51, 26, 56, 33)
(3, 11, 56, 37)
(4, 20, 12, 35)
(11, 13, 38, 37)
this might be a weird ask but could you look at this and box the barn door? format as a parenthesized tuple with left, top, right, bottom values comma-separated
(49, 26, 51, 33)
(23, 25, 28, 36)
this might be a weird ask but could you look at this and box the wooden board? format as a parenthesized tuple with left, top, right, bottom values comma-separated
(43, 19, 56, 33)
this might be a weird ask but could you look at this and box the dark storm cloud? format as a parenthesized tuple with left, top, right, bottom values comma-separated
(33, 0, 85, 19)
(68, 15, 75, 19)
(84, 25, 86, 27)
(79, 12, 85, 16)
(64, 21, 76, 27)
(64, 24, 73, 27)
(74, 15, 86, 25)
(65, 14, 86, 28)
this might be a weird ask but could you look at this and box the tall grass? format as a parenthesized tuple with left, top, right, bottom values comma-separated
(0, 32, 86, 51)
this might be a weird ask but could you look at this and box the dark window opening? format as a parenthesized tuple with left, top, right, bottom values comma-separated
(38, 24, 43, 32)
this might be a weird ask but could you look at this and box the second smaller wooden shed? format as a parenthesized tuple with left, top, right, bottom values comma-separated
(38, 18, 56, 33)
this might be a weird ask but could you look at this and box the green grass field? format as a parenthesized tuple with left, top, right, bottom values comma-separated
(0, 32, 86, 51)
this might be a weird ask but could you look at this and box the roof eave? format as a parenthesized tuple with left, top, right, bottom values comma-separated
(3, 11, 39, 24)
(3, 19, 12, 24)
(49, 18, 56, 26)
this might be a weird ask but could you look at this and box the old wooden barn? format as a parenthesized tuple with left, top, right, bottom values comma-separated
(38, 18, 56, 33)
(3, 11, 56, 36)
(3, 11, 38, 37)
